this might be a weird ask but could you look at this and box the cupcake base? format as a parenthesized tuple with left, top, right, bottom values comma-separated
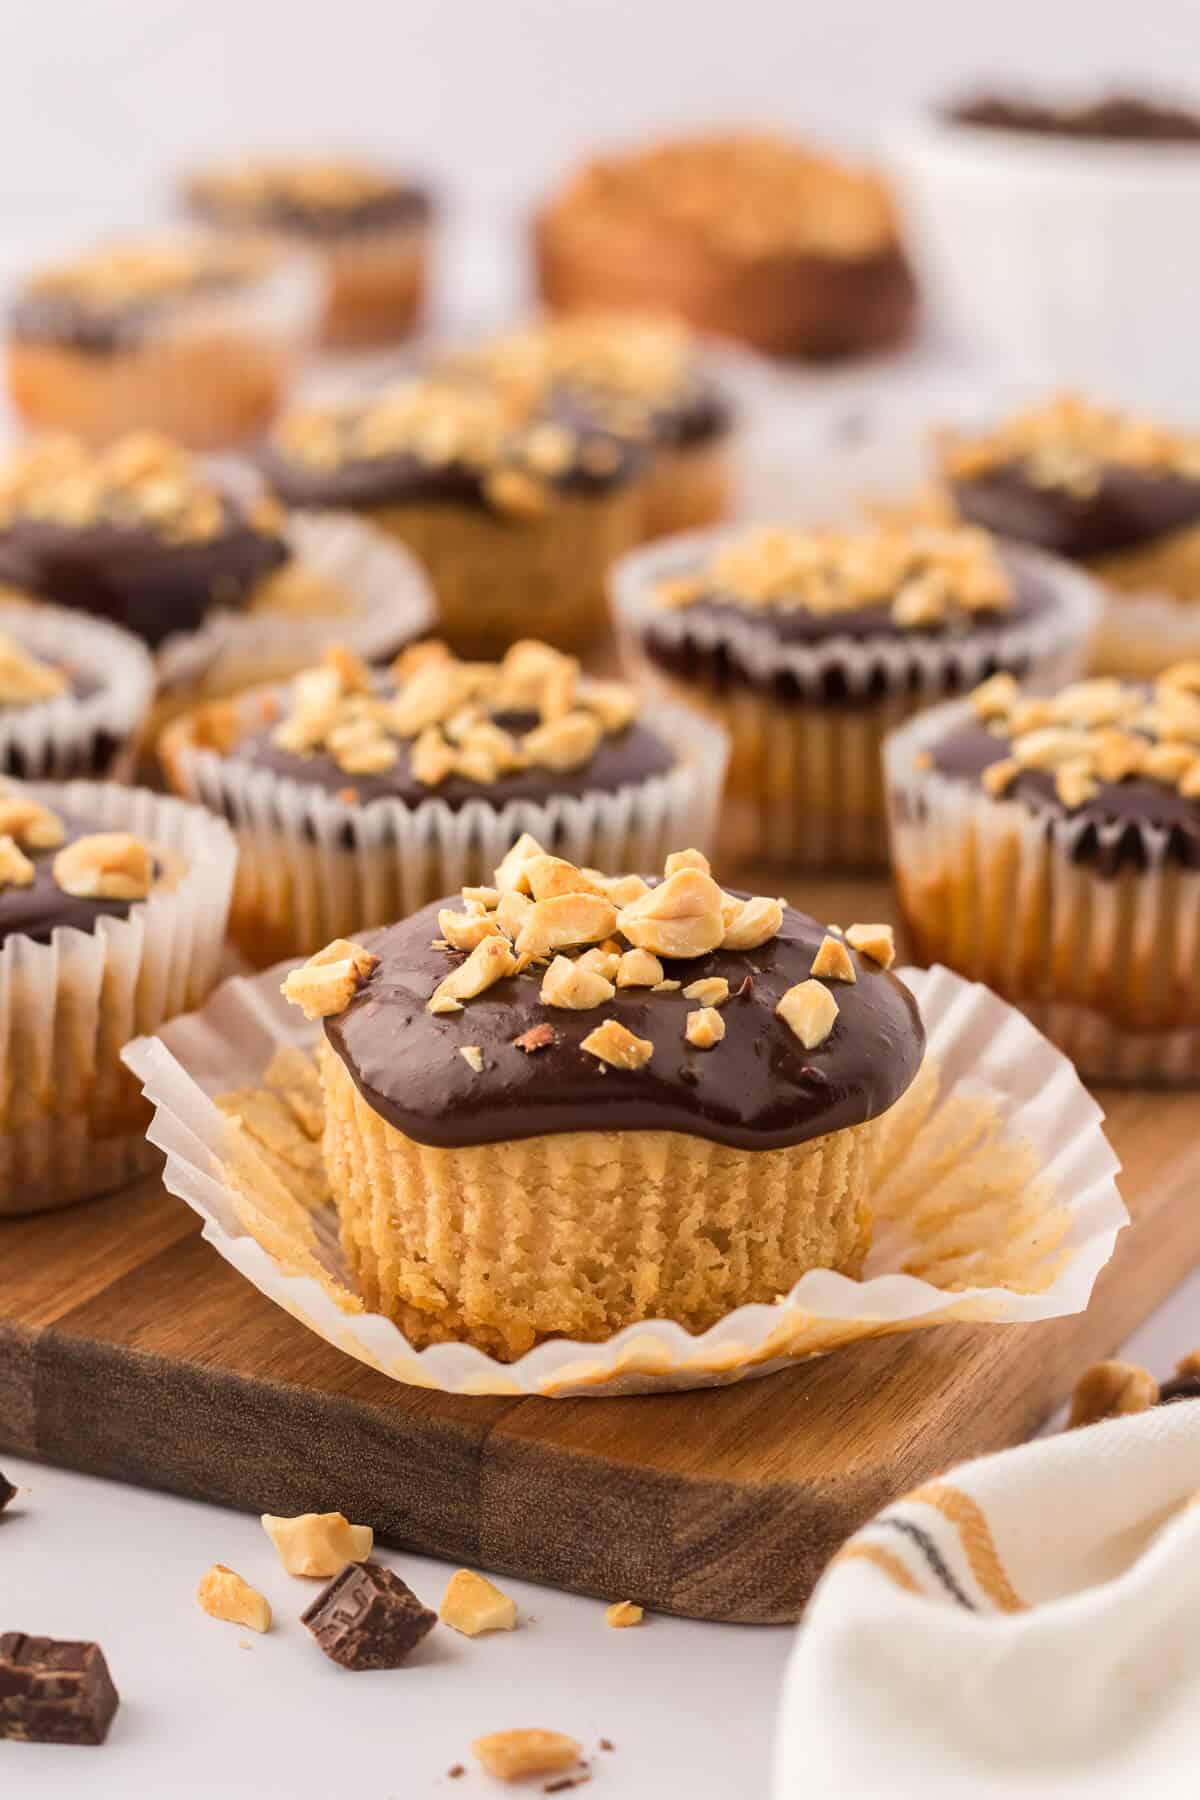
(320, 1044, 876, 1360)
(317, 226, 429, 347)
(367, 487, 641, 657)
(641, 440, 734, 541)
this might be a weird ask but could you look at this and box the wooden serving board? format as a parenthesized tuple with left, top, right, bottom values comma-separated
(1, 877, 1198, 1625)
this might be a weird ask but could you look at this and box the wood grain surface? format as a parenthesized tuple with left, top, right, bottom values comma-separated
(1, 876, 1195, 1624)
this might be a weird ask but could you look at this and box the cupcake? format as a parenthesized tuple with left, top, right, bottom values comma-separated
(182, 156, 434, 349)
(0, 599, 153, 778)
(611, 519, 1100, 867)
(534, 132, 917, 360)
(885, 663, 1200, 1082)
(440, 312, 735, 539)
(6, 234, 322, 449)
(261, 375, 644, 655)
(0, 777, 234, 1214)
(159, 637, 728, 966)
(0, 431, 433, 724)
(940, 393, 1200, 676)
(279, 843, 924, 1358)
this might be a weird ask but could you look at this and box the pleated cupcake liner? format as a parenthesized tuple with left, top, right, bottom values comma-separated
(122, 960, 1125, 1397)
(885, 698, 1200, 1083)
(0, 781, 235, 1215)
(0, 601, 154, 778)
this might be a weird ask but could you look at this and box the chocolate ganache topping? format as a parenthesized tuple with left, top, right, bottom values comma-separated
(0, 788, 158, 945)
(0, 434, 290, 648)
(943, 395, 1200, 561)
(9, 238, 278, 356)
(185, 159, 434, 240)
(284, 842, 924, 1152)
(926, 665, 1200, 874)
(261, 375, 643, 517)
(219, 638, 673, 809)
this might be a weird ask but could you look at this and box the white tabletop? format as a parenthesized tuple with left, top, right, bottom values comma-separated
(5, 1263, 1200, 1800)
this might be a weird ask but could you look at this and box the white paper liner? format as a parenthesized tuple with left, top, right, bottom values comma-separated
(0, 601, 153, 778)
(151, 509, 436, 707)
(122, 962, 1126, 1397)
(885, 698, 1200, 1083)
(0, 781, 235, 1214)
(610, 524, 1101, 702)
(161, 690, 730, 960)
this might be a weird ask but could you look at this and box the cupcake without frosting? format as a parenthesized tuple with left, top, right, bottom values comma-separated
(160, 636, 727, 965)
(262, 375, 644, 655)
(534, 131, 917, 359)
(6, 234, 321, 448)
(183, 156, 434, 349)
(941, 394, 1200, 675)
(281, 842, 923, 1358)
(441, 312, 735, 539)
(886, 662, 1200, 1081)
(612, 518, 1099, 867)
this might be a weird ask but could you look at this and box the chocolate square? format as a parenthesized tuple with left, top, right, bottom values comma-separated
(301, 1560, 436, 1670)
(0, 1634, 120, 1745)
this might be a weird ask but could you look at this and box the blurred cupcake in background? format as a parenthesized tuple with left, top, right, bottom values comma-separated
(611, 518, 1100, 868)
(182, 155, 435, 349)
(0, 431, 433, 726)
(0, 599, 152, 779)
(440, 311, 736, 538)
(940, 394, 1200, 676)
(5, 234, 322, 448)
(890, 89, 1200, 418)
(261, 374, 644, 656)
(534, 132, 917, 360)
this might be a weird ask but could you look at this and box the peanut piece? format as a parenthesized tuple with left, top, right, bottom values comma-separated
(438, 909, 503, 953)
(810, 934, 856, 983)
(439, 1569, 517, 1637)
(581, 1018, 654, 1070)
(616, 948, 664, 988)
(53, 832, 153, 901)
(664, 848, 710, 877)
(0, 834, 34, 889)
(493, 832, 546, 894)
(605, 1601, 644, 1628)
(776, 980, 839, 1049)
(523, 854, 608, 902)
(514, 894, 617, 962)
(539, 955, 616, 1010)
(682, 977, 730, 1006)
(261, 1510, 374, 1577)
(522, 711, 603, 772)
(844, 923, 896, 969)
(427, 935, 517, 1011)
(281, 939, 379, 1020)
(1068, 1361, 1159, 1429)
(197, 1565, 272, 1633)
(685, 1007, 725, 1049)
(471, 1730, 581, 1783)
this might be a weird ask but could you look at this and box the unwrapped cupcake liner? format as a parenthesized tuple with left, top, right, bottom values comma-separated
(0, 601, 154, 779)
(122, 960, 1126, 1397)
(0, 781, 235, 1215)
(885, 698, 1200, 1083)
(151, 509, 436, 714)
(161, 691, 729, 963)
(610, 525, 1102, 867)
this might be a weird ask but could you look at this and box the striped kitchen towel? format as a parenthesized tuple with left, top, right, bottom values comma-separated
(775, 1400, 1200, 1800)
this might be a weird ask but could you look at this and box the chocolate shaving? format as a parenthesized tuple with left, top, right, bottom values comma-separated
(544, 1776, 591, 1794)
(513, 1022, 558, 1054)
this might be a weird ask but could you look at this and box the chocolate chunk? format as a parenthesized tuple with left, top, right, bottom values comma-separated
(0, 1634, 119, 1745)
(301, 1560, 436, 1670)
(0, 1470, 14, 1511)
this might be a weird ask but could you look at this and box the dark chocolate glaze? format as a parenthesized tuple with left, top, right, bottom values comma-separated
(927, 715, 1200, 874)
(545, 378, 733, 453)
(641, 546, 1052, 705)
(259, 430, 642, 516)
(0, 811, 148, 946)
(229, 707, 674, 811)
(1158, 1372, 1200, 1405)
(951, 464, 1200, 561)
(0, 502, 290, 648)
(945, 92, 1200, 143)
(324, 892, 925, 1152)
(186, 178, 434, 241)
(9, 267, 248, 356)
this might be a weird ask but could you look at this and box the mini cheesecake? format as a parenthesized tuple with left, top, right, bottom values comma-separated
(6, 235, 320, 448)
(942, 394, 1200, 674)
(262, 376, 644, 655)
(612, 519, 1099, 866)
(160, 637, 724, 965)
(282, 844, 923, 1358)
(886, 663, 1200, 1081)
(534, 132, 917, 360)
(183, 156, 435, 348)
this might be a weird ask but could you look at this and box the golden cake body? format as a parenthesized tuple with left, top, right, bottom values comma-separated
(283, 846, 923, 1359)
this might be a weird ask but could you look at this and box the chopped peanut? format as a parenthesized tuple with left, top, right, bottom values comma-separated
(539, 955, 616, 1009)
(810, 934, 856, 983)
(776, 980, 839, 1049)
(471, 1730, 582, 1783)
(581, 1018, 654, 1070)
(685, 1007, 725, 1049)
(261, 1510, 374, 1577)
(197, 1565, 272, 1634)
(440, 1569, 518, 1637)
(282, 939, 379, 1020)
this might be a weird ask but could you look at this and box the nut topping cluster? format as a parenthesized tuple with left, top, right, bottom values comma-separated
(942, 392, 1200, 494)
(969, 664, 1200, 809)
(282, 841, 898, 1074)
(553, 133, 899, 259)
(0, 633, 68, 707)
(270, 638, 638, 785)
(190, 158, 407, 214)
(0, 431, 283, 545)
(273, 375, 627, 514)
(656, 523, 1012, 626)
(25, 236, 273, 308)
(0, 788, 156, 901)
